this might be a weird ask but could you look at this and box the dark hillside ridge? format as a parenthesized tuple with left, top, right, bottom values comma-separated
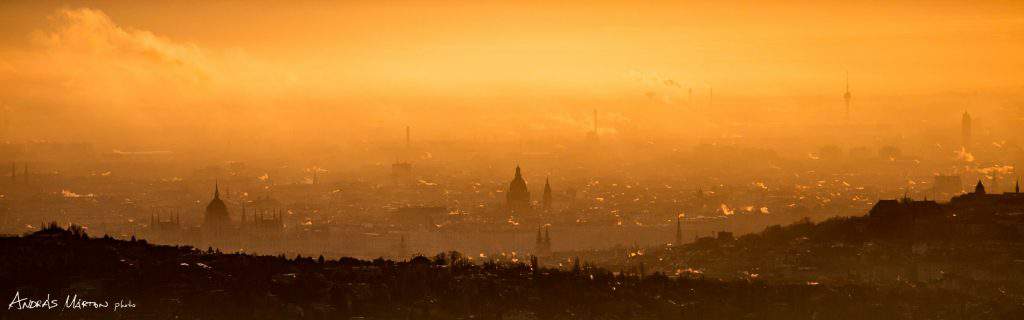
(1, 223, 1020, 319)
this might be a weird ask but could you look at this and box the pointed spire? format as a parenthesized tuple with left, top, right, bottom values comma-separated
(213, 181, 220, 199)
(975, 179, 986, 194)
(543, 176, 553, 210)
(1015, 177, 1020, 193)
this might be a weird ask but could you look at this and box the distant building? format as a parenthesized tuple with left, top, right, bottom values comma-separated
(392, 162, 413, 183)
(946, 180, 1024, 220)
(868, 180, 1024, 238)
(392, 126, 414, 184)
(542, 177, 553, 210)
(149, 210, 181, 243)
(239, 200, 284, 244)
(151, 213, 180, 232)
(535, 226, 551, 256)
(844, 72, 852, 121)
(868, 195, 943, 225)
(249, 209, 284, 232)
(507, 165, 530, 212)
(203, 184, 231, 232)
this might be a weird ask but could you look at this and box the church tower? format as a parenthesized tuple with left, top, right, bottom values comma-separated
(535, 226, 552, 256)
(542, 177, 553, 210)
(507, 165, 530, 211)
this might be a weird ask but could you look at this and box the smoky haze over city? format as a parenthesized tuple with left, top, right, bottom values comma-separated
(2, 1, 1024, 319)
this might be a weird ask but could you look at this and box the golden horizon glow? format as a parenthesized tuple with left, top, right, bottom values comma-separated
(0, 1, 1022, 149)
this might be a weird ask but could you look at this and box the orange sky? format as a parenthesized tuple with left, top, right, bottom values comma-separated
(0, 1, 1022, 148)
(1, 0, 1022, 99)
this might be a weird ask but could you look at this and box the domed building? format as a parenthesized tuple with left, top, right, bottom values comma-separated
(507, 165, 530, 212)
(203, 183, 231, 231)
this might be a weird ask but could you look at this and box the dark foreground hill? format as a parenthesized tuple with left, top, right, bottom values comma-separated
(1, 225, 1020, 319)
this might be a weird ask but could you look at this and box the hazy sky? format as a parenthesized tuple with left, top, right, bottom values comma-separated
(0, 1, 1022, 147)
(3, 1, 1022, 95)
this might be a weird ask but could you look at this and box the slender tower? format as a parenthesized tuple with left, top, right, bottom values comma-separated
(844, 72, 852, 122)
(542, 177, 553, 210)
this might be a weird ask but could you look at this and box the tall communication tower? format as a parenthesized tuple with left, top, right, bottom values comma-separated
(844, 72, 852, 122)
